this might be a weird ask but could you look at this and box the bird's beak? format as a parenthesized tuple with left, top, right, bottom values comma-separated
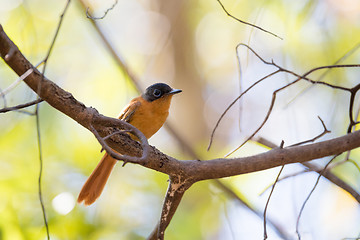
(169, 89, 182, 95)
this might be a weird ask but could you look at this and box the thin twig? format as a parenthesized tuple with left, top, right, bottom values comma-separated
(34, 111, 50, 239)
(263, 165, 284, 240)
(259, 117, 330, 196)
(0, 98, 43, 113)
(78, 0, 142, 92)
(256, 137, 360, 203)
(263, 118, 330, 239)
(347, 84, 360, 133)
(217, 0, 283, 40)
(214, 179, 290, 239)
(35, 106, 49, 239)
(225, 78, 301, 157)
(0, 61, 43, 109)
(288, 116, 330, 147)
(211, 44, 360, 157)
(207, 43, 284, 151)
(86, 0, 118, 20)
(327, 149, 352, 170)
(222, 201, 237, 240)
(296, 155, 339, 240)
(259, 170, 311, 196)
(262, 118, 331, 239)
(1, 68, 33, 96)
(236, 43, 245, 134)
(207, 70, 280, 151)
(284, 41, 360, 108)
(42, 1, 71, 69)
(35, 1, 72, 238)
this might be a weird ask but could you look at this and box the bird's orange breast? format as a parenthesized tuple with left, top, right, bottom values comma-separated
(125, 95, 173, 139)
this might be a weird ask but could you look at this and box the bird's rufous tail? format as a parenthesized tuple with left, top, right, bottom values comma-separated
(77, 153, 117, 205)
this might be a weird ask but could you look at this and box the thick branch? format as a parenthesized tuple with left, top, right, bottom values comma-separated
(0, 25, 91, 127)
(186, 130, 360, 181)
(257, 137, 360, 203)
(147, 177, 191, 240)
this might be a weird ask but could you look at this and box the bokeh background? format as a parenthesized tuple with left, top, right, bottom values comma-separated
(1, 0, 360, 239)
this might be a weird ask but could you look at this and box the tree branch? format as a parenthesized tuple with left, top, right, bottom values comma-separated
(209, 43, 360, 157)
(256, 137, 360, 203)
(0, 98, 43, 113)
(147, 177, 192, 240)
(217, 0, 283, 40)
(77, 0, 143, 92)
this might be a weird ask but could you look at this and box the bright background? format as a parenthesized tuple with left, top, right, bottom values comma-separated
(1, 0, 360, 239)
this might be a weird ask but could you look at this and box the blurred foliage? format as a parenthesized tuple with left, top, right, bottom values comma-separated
(1, 0, 360, 239)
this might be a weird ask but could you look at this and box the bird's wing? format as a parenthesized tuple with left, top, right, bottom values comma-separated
(118, 99, 141, 123)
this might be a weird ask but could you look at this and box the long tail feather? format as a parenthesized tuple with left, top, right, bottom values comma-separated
(77, 153, 117, 205)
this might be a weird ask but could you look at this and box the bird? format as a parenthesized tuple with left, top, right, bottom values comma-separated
(77, 83, 182, 205)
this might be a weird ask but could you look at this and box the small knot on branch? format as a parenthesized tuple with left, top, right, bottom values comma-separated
(4, 45, 17, 61)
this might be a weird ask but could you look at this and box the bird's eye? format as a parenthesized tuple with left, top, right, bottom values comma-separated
(153, 89, 162, 97)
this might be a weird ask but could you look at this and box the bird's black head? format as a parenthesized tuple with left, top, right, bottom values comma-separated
(142, 83, 182, 102)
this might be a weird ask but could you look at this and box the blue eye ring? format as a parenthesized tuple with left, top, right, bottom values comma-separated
(153, 89, 162, 97)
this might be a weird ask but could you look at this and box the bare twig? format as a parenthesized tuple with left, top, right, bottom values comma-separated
(86, 0, 118, 20)
(217, 0, 283, 40)
(41, 0, 71, 75)
(261, 120, 330, 238)
(35, 1, 71, 238)
(263, 165, 284, 240)
(347, 84, 360, 133)
(259, 170, 311, 196)
(225, 64, 360, 157)
(296, 155, 339, 240)
(1, 67, 34, 96)
(0, 61, 43, 114)
(0, 98, 43, 113)
(288, 116, 330, 147)
(209, 43, 360, 157)
(35, 103, 49, 240)
(284, 42, 360, 108)
(207, 43, 287, 151)
(225, 78, 300, 157)
(263, 120, 330, 239)
(213, 179, 290, 239)
(78, 0, 143, 92)
(207, 69, 280, 151)
(256, 137, 360, 203)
